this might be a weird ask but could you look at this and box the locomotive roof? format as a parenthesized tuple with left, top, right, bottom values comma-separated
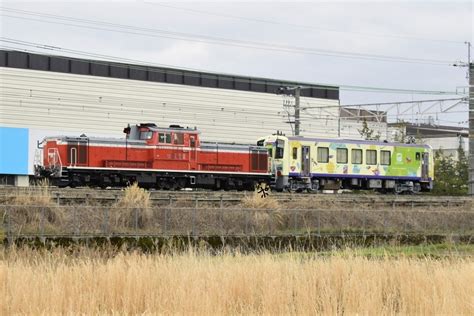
(284, 136, 432, 149)
(144, 125, 201, 134)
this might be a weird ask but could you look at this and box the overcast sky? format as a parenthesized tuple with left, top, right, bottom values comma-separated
(0, 0, 472, 125)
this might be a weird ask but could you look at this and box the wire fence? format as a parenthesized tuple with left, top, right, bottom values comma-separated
(2, 204, 473, 239)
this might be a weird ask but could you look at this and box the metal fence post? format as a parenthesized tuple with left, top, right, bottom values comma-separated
(317, 210, 321, 236)
(293, 209, 297, 235)
(134, 208, 139, 235)
(6, 207, 11, 242)
(192, 197, 198, 236)
(55, 192, 60, 205)
(362, 211, 367, 237)
(73, 205, 77, 236)
(40, 207, 45, 238)
(220, 194, 223, 209)
(103, 207, 109, 236)
(383, 210, 387, 235)
(163, 208, 168, 235)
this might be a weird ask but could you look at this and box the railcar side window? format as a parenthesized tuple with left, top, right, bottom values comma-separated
(336, 148, 348, 164)
(174, 133, 184, 145)
(292, 147, 298, 159)
(351, 149, 362, 164)
(366, 150, 377, 165)
(381, 150, 391, 165)
(139, 131, 153, 140)
(317, 147, 329, 163)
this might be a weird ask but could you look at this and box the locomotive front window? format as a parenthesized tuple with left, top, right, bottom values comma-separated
(166, 133, 172, 143)
(140, 131, 153, 140)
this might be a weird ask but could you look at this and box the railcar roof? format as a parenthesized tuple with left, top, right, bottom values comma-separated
(286, 136, 431, 149)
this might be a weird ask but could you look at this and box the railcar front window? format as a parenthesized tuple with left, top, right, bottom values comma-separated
(275, 139, 285, 159)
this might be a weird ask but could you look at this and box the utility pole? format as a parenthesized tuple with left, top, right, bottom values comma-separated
(294, 87, 301, 136)
(277, 86, 306, 136)
(469, 62, 473, 195)
(453, 41, 473, 195)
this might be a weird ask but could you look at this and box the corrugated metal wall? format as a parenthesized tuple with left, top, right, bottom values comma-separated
(0, 67, 341, 143)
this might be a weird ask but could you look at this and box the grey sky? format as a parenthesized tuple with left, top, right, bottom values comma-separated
(0, 0, 472, 125)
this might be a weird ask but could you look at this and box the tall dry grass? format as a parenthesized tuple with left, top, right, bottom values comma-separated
(113, 183, 153, 229)
(2, 248, 473, 315)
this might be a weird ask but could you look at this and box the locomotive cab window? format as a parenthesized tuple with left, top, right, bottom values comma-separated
(292, 147, 298, 160)
(381, 150, 391, 165)
(336, 148, 348, 164)
(415, 152, 421, 161)
(317, 147, 329, 163)
(139, 131, 153, 140)
(366, 150, 377, 165)
(174, 133, 184, 145)
(159, 133, 172, 144)
(352, 149, 362, 164)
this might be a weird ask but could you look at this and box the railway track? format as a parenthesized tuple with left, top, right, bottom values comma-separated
(0, 186, 472, 209)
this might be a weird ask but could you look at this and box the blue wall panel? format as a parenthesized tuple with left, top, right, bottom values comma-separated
(0, 127, 29, 175)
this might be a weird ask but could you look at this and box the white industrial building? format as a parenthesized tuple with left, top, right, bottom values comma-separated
(1, 50, 343, 186)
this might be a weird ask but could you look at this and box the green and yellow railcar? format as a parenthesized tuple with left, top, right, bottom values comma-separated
(257, 134, 434, 193)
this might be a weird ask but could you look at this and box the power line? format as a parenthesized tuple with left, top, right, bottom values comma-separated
(149, 2, 464, 45)
(0, 7, 455, 65)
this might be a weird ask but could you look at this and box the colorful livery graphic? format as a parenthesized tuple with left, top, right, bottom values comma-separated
(258, 134, 434, 193)
(36, 123, 270, 190)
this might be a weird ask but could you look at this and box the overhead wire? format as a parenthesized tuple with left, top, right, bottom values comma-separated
(148, 2, 464, 45)
(0, 7, 456, 66)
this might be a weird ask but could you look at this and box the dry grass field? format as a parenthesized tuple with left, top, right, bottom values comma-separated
(2, 247, 473, 315)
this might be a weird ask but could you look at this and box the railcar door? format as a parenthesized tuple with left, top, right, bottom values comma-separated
(67, 138, 88, 166)
(301, 146, 311, 177)
(421, 152, 429, 179)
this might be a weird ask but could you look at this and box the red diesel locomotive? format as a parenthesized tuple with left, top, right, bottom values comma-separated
(36, 123, 270, 190)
